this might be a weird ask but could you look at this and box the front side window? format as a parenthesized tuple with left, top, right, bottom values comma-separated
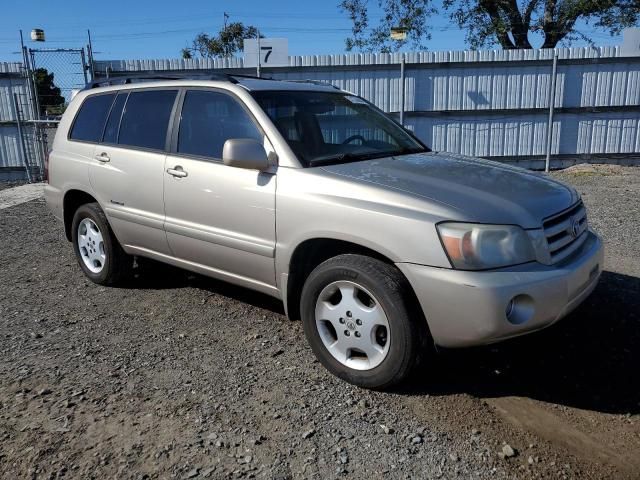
(69, 93, 115, 142)
(252, 90, 427, 167)
(118, 90, 177, 150)
(177, 90, 263, 159)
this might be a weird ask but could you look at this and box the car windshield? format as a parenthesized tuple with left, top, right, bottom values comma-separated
(251, 90, 429, 167)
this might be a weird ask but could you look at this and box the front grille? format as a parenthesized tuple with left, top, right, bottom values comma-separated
(543, 201, 589, 264)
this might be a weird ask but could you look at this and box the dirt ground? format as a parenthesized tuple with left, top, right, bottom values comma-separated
(0, 165, 638, 479)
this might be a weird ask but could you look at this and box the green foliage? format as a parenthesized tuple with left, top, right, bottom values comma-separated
(34, 68, 65, 115)
(340, 0, 435, 52)
(340, 0, 640, 50)
(182, 22, 260, 59)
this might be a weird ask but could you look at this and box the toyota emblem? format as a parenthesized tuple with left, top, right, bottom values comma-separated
(569, 217, 581, 238)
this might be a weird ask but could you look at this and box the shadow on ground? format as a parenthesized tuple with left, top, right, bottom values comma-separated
(119, 259, 639, 415)
(122, 257, 285, 314)
(404, 270, 640, 415)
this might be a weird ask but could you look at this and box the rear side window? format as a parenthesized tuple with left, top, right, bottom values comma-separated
(118, 90, 177, 150)
(102, 92, 127, 144)
(177, 90, 262, 159)
(69, 93, 115, 142)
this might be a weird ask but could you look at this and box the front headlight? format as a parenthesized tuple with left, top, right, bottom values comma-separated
(437, 222, 536, 270)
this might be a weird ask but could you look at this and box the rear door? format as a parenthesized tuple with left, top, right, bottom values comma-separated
(88, 88, 178, 255)
(162, 88, 277, 290)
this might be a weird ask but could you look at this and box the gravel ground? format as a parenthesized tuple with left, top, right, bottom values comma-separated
(0, 165, 638, 479)
(0, 180, 27, 192)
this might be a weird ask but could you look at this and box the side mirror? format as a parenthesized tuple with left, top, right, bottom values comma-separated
(222, 138, 270, 171)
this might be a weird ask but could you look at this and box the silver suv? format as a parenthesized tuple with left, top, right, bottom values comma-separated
(45, 75, 604, 389)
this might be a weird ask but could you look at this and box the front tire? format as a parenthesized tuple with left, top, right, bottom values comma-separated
(71, 202, 131, 286)
(300, 254, 427, 389)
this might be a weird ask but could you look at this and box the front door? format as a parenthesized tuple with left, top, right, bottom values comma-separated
(162, 89, 277, 290)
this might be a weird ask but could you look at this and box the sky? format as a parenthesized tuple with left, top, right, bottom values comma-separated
(0, 0, 625, 64)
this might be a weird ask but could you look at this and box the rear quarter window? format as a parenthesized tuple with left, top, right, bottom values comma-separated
(69, 93, 116, 142)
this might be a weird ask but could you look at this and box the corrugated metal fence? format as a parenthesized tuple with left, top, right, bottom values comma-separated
(95, 46, 640, 169)
(0, 62, 42, 180)
(2, 46, 639, 179)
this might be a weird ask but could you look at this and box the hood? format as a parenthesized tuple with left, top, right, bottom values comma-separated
(321, 152, 579, 228)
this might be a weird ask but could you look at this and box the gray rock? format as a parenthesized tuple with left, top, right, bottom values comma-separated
(500, 444, 517, 458)
(379, 424, 394, 434)
(184, 468, 199, 478)
(302, 428, 316, 439)
(201, 467, 215, 478)
(411, 436, 423, 445)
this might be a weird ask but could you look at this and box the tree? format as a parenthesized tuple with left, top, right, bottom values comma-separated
(182, 22, 260, 59)
(34, 68, 65, 115)
(339, 0, 640, 50)
(340, 0, 435, 52)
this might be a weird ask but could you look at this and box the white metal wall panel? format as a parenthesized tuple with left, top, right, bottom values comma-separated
(0, 125, 22, 168)
(64, 47, 640, 163)
(0, 78, 32, 122)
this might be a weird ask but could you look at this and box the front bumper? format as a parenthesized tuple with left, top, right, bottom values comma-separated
(397, 231, 604, 348)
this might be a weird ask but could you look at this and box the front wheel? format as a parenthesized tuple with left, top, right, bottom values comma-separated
(300, 254, 427, 389)
(71, 202, 131, 286)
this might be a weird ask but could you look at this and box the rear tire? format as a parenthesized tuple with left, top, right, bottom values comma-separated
(300, 254, 428, 390)
(71, 202, 131, 286)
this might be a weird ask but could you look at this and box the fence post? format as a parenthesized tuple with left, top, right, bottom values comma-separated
(545, 51, 558, 173)
(256, 31, 261, 78)
(87, 29, 96, 81)
(399, 55, 406, 126)
(80, 48, 89, 85)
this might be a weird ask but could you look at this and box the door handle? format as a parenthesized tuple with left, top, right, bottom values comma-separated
(94, 152, 110, 163)
(166, 166, 188, 178)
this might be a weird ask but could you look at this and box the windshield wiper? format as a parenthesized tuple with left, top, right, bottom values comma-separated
(390, 146, 428, 156)
(307, 151, 390, 167)
(307, 146, 429, 168)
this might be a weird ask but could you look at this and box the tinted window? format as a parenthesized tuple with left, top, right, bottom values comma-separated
(178, 90, 262, 159)
(118, 90, 177, 150)
(102, 92, 127, 144)
(69, 93, 115, 142)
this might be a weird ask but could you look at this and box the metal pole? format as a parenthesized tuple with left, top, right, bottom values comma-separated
(87, 29, 96, 81)
(20, 30, 45, 180)
(545, 51, 558, 173)
(399, 55, 406, 126)
(19, 30, 40, 121)
(28, 49, 42, 120)
(256, 31, 261, 78)
(80, 48, 89, 85)
(12, 93, 32, 183)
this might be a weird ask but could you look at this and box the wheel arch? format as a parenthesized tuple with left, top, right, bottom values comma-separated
(63, 189, 98, 241)
(285, 237, 416, 322)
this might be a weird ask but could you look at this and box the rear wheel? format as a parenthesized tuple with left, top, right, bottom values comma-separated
(71, 202, 131, 285)
(301, 254, 427, 389)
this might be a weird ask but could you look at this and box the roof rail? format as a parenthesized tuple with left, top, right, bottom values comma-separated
(281, 79, 340, 90)
(85, 72, 238, 89)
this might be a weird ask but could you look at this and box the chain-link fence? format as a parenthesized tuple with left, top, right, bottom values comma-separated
(29, 48, 88, 118)
(5, 47, 92, 181)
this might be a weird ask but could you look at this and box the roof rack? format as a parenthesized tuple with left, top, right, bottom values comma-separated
(281, 79, 341, 90)
(85, 72, 238, 89)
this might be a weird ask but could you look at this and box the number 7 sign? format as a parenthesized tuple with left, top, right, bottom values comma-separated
(261, 46, 273, 63)
(243, 38, 289, 68)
